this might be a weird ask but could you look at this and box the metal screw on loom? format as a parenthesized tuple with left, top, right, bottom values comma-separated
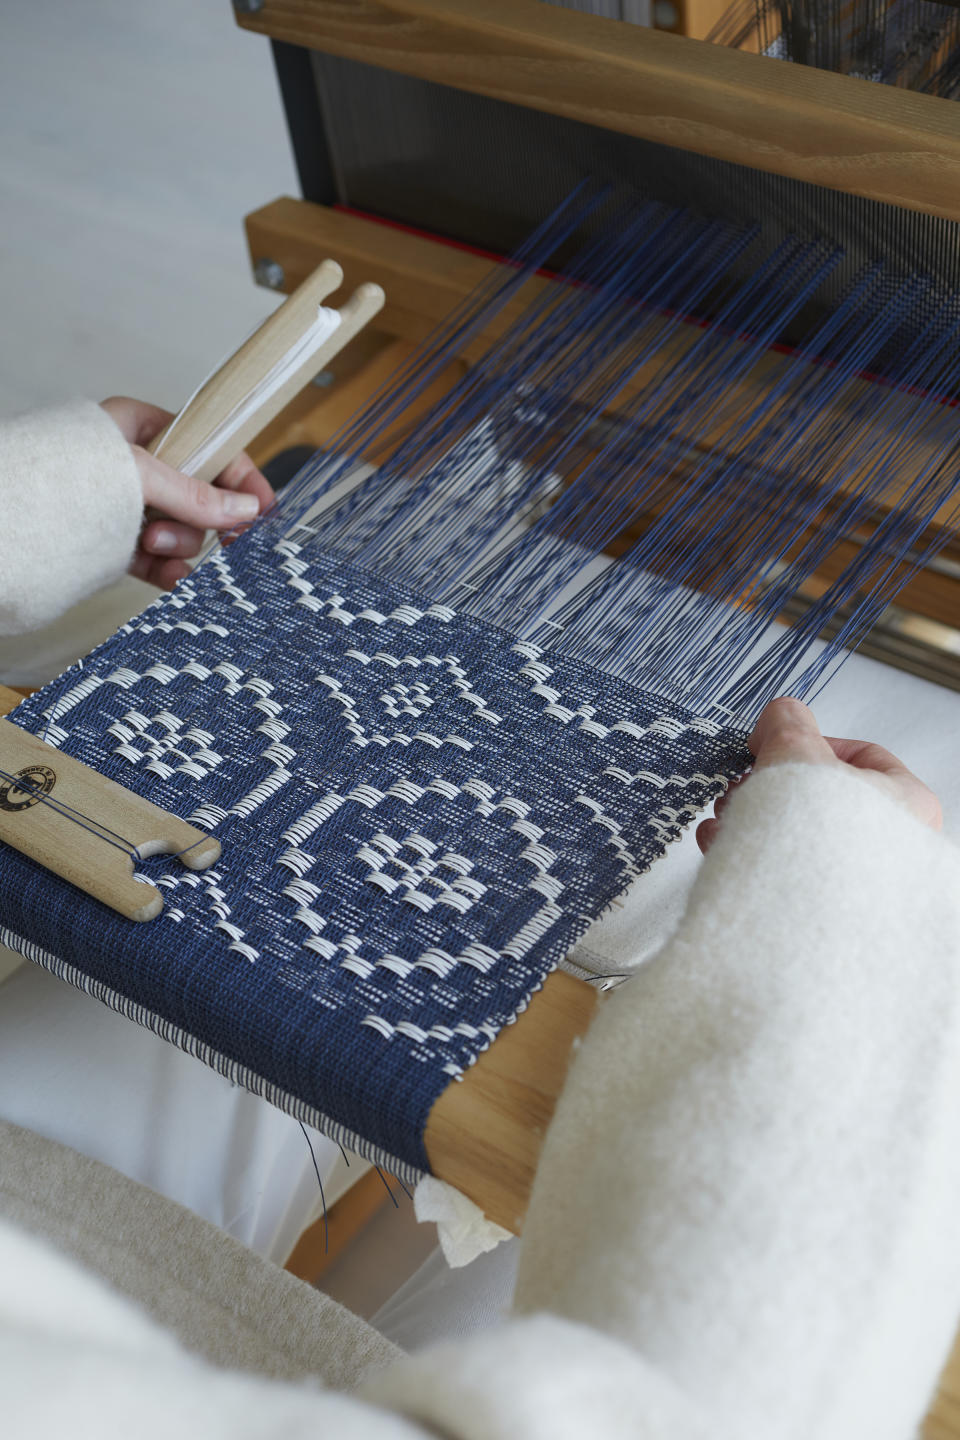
(233, 0, 264, 14)
(253, 258, 285, 290)
(653, 0, 680, 27)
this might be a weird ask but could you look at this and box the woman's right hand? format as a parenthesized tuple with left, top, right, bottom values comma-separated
(696, 697, 942, 854)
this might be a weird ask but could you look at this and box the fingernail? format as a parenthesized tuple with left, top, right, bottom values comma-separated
(151, 529, 178, 553)
(223, 493, 260, 520)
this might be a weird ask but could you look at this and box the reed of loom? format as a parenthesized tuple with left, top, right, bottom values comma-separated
(224, 3, 960, 1428)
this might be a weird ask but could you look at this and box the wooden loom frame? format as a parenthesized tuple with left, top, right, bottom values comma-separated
(241, 2, 960, 663)
(0, 4, 956, 1420)
(236, 0, 960, 218)
(226, 7, 960, 1430)
(226, 0, 960, 1212)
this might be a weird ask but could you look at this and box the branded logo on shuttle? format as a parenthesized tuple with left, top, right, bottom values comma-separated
(0, 764, 57, 812)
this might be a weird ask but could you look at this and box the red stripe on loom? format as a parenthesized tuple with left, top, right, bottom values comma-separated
(333, 204, 960, 412)
(334, 203, 530, 267)
(332, 203, 561, 279)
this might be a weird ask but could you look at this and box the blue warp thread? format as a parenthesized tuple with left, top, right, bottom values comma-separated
(1, 526, 750, 1172)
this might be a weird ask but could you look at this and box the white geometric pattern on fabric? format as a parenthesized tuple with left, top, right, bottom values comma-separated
(0, 527, 750, 1170)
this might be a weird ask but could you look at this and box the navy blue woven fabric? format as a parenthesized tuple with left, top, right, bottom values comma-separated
(1, 527, 750, 1171)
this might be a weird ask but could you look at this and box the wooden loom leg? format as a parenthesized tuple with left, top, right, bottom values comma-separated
(284, 1164, 392, 1283)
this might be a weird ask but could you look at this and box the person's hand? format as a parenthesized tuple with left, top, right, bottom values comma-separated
(696, 696, 942, 854)
(101, 396, 275, 589)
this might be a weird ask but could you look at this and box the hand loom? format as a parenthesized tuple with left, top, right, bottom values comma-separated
(2, 0, 960, 1245)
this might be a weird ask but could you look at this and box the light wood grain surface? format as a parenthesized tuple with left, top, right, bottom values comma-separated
(234, 0, 960, 221)
(246, 198, 528, 359)
(0, 688, 31, 713)
(425, 969, 597, 1233)
(670, 0, 737, 41)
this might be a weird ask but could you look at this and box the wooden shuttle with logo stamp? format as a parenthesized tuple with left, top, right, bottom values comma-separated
(0, 711, 220, 922)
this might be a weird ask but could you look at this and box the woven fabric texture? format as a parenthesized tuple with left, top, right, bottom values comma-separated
(1, 527, 749, 1171)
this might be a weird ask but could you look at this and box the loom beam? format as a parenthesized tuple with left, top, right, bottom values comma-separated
(233, 0, 960, 223)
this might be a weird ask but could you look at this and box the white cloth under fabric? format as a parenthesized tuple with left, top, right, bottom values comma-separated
(0, 400, 341, 1262)
(3, 402, 960, 1436)
(0, 964, 337, 1263)
(372, 1241, 521, 1354)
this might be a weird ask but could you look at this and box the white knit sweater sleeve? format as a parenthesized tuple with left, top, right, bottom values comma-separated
(0, 401, 142, 635)
(368, 764, 960, 1440)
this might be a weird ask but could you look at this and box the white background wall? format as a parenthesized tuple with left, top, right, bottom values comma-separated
(0, 1, 296, 416)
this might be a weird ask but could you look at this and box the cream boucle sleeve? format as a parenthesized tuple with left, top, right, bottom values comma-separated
(0, 400, 142, 635)
(0, 1220, 422, 1440)
(504, 763, 960, 1440)
(362, 1314, 711, 1440)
